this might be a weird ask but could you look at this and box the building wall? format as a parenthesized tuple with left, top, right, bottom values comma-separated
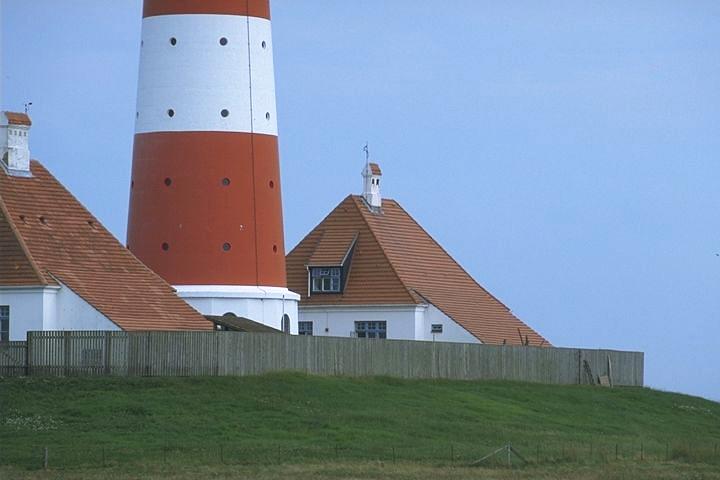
(178, 286, 300, 334)
(299, 303, 480, 343)
(0, 283, 118, 340)
(47, 282, 118, 332)
(417, 304, 480, 344)
(0, 287, 47, 341)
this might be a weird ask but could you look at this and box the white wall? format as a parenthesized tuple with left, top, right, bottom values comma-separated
(0, 282, 118, 340)
(46, 282, 118, 332)
(418, 303, 480, 344)
(299, 303, 481, 344)
(299, 305, 419, 339)
(177, 285, 300, 334)
(0, 287, 47, 340)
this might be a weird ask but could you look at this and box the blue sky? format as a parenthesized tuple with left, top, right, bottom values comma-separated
(2, 0, 719, 401)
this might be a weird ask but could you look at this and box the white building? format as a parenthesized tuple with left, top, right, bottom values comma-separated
(0, 112, 211, 341)
(286, 161, 548, 345)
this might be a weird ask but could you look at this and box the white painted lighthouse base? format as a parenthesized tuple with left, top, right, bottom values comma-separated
(174, 285, 300, 334)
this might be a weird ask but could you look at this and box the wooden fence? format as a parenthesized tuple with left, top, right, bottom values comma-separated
(0, 331, 644, 386)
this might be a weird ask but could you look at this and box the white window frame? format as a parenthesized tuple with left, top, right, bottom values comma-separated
(310, 267, 342, 293)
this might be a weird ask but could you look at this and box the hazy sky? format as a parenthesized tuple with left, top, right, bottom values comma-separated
(2, 1, 718, 401)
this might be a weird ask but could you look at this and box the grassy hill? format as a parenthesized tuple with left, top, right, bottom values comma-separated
(1, 373, 719, 479)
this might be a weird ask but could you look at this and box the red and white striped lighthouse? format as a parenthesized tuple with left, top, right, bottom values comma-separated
(127, 0, 299, 331)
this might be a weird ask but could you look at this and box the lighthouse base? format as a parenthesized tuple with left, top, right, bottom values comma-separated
(174, 286, 301, 334)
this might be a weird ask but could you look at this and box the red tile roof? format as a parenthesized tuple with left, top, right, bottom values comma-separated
(0, 161, 211, 331)
(4, 112, 32, 126)
(307, 230, 358, 266)
(287, 195, 549, 346)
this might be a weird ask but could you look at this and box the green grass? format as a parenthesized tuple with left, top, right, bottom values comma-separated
(1, 373, 719, 478)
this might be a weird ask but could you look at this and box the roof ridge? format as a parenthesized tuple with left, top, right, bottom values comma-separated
(389, 199, 515, 314)
(388, 200, 547, 342)
(350, 195, 418, 305)
(0, 188, 49, 286)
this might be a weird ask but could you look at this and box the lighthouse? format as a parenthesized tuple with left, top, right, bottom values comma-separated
(127, 0, 299, 332)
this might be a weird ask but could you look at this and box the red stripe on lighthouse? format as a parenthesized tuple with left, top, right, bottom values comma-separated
(143, 0, 271, 19)
(128, 131, 286, 287)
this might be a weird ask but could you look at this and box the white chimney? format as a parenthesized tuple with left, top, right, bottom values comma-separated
(362, 161, 382, 209)
(1, 112, 32, 177)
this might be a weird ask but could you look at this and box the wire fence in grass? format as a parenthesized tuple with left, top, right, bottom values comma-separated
(2, 440, 718, 471)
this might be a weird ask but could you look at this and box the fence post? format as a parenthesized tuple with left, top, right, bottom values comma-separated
(640, 442, 644, 461)
(104, 332, 111, 375)
(450, 444, 454, 465)
(392, 446, 396, 464)
(43, 447, 49, 470)
(536, 444, 540, 464)
(63, 331, 71, 377)
(615, 443, 618, 461)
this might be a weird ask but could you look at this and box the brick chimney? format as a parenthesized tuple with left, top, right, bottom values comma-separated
(1, 112, 32, 177)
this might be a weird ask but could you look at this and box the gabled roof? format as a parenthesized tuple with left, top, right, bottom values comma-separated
(287, 195, 549, 346)
(0, 161, 211, 331)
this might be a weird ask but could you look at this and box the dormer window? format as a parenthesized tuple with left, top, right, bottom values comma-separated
(311, 267, 341, 293)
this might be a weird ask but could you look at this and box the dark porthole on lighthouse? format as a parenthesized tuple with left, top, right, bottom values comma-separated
(167, 109, 175, 118)
(164, 177, 172, 186)
(265, 112, 271, 120)
(170, 37, 177, 46)
(273, 245, 278, 253)
(162, 242, 170, 251)
(222, 178, 231, 186)
(219, 37, 228, 46)
(261, 41, 267, 49)
(221, 109, 230, 118)
(223, 243, 232, 252)
(269, 180, 275, 189)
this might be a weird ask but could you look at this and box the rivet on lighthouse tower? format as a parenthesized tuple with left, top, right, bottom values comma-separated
(127, 0, 300, 332)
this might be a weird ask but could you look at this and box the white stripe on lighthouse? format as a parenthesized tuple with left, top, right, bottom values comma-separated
(135, 14, 277, 136)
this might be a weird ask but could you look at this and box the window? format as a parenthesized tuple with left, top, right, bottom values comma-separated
(298, 321, 313, 336)
(0, 306, 9, 342)
(355, 321, 386, 339)
(311, 267, 341, 293)
(431, 324, 443, 334)
(282, 314, 291, 334)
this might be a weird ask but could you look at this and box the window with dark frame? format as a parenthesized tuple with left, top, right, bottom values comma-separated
(310, 267, 341, 293)
(0, 306, 9, 342)
(282, 314, 291, 334)
(355, 321, 386, 339)
(298, 321, 313, 336)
